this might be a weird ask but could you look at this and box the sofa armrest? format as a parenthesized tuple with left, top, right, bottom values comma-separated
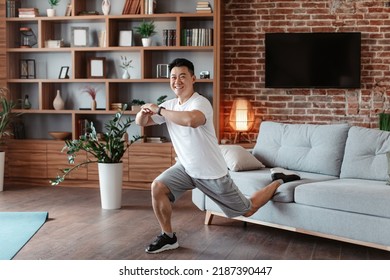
(192, 188, 205, 210)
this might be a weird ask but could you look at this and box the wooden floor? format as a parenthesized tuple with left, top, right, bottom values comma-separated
(1, 184, 390, 260)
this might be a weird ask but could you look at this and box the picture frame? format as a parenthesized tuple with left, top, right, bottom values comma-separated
(156, 64, 169, 78)
(20, 59, 36, 79)
(119, 30, 133, 47)
(71, 27, 89, 47)
(87, 57, 106, 78)
(59, 66, 69, 79)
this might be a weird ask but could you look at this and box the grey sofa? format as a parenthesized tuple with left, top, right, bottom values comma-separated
(192, 121, 390, 251)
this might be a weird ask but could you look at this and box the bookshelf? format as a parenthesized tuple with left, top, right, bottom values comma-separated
(1, 0, 220, 189)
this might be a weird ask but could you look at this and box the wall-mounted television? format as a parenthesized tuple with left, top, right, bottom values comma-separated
(265, 32, 361, 89)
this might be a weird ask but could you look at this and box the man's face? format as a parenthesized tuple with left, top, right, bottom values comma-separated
(170, 66, 195, 98)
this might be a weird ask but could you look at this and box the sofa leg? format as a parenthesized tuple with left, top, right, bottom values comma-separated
(205, 211, 214, 225)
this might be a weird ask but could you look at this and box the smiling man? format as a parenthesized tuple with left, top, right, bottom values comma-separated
(135, 58, 300, 254)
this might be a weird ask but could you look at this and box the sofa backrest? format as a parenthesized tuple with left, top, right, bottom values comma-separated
(252, 121, 350, 176)
(340, 126, 390, 181)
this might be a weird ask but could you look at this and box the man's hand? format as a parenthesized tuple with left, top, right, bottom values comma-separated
(135, 104, 157, 126)
(141, 103, 159, 114)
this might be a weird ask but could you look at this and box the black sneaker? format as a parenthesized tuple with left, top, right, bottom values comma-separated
(145, 233, 179, 254)
(271, 167, 301, 183)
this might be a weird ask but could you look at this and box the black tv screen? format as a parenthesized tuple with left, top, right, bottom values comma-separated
(265, 32, 361, 88)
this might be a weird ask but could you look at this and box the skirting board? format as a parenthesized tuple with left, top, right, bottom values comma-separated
(205, 210, 390, 252)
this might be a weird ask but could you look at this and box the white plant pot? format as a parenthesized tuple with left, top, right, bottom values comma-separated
(47, 8, 56, 17)
(0, 151, 4, 191)
(142, 37, 152, 47)
(98, 162, 123, 209)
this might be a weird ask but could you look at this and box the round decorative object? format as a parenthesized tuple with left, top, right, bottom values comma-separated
(53, 90, 65, 110)
(102, 0, 111, 15)
(49, 131, 71, 140)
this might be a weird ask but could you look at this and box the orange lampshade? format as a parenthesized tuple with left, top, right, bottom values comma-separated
(229, 98, 255, 132)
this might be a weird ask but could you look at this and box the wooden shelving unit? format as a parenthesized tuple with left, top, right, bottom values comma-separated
(2, 0, 220, 189)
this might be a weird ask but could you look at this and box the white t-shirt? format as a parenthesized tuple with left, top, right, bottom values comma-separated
(152, 92, 227, 179)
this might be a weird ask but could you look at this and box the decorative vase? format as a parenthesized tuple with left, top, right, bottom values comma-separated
(102, 0, 111, 15)
(53, 90, 65, 110)
(98, 162, 123, 209)
(91, 99, 97, 110)
(23, 94, 31, 109)
(142, 37, 152, 47)
(47, 8, 56, 17)
(122, 69, 130, 79)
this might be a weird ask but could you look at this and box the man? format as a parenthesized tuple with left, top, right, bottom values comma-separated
(135, 58, 300, 254)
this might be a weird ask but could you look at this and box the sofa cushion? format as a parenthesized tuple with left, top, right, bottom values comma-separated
(294, 179, 390, 219)
(219, 145, 264, 171)
(340, 126, 390, 181)
(252, 122, 350, 176)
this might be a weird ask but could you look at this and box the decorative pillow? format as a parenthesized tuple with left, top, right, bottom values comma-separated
(387, 152, 390, 185)
(219, 145, 265, 171)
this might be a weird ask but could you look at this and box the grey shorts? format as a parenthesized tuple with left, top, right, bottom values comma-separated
(155, 162, 252, 218)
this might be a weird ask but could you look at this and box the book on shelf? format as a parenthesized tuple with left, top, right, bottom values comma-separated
(146, 136, 167, 143)
(18, 7, 39, 18)
(196, 1, 212, 13)
(182, 28, 213, 47)
(163, 29, 176, 46)
(122, 0, 141, 14)
(6, 0, 21, 18)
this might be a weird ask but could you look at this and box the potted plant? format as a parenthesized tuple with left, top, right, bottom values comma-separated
(131, 99, 145, 112)
(120, 56, 133, 79)
(135, 20, 156, 47)
(379, 112, 390, 131)
(47, 0, 61, 17)
(50, 106, 141, 209)
(0, 88, 15, 192)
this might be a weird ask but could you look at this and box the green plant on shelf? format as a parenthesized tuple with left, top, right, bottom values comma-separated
(48, 0, 61, 8)
(135, 20, 156, 38)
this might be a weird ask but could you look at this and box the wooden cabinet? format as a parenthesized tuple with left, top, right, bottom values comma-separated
(4, 140, 176, 189)
(2, 0, 220, 189)
(129, 142, 174, 187)
(6, 141, 47, 178)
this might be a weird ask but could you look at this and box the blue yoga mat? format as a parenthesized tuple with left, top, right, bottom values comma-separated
(0, 212, 49, 260)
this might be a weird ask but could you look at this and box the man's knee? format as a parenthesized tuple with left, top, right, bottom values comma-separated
(151, 180, 169, 198)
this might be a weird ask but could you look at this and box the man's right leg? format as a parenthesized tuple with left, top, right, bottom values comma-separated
(145, 163, 193, 254)
(145, 180, 179, 254)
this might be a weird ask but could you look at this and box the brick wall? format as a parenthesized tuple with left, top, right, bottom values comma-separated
(221, 0, 390, 141)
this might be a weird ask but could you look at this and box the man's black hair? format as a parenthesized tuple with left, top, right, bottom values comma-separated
(168, 58, 195, 76)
